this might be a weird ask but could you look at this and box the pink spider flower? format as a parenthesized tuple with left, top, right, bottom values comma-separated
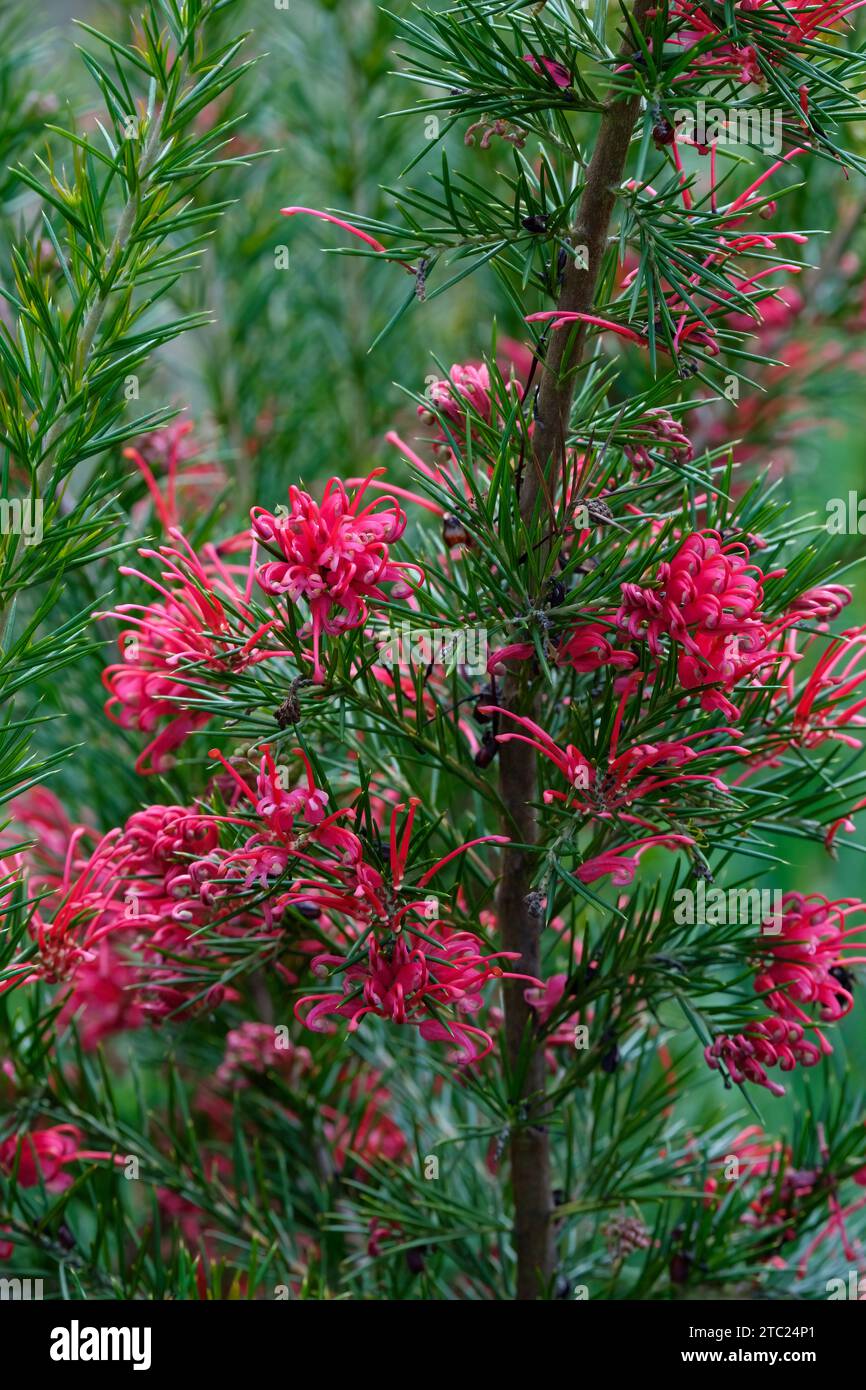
(100, 530, 287, 773)
(418, 362, 496, 457)
(617, 529, 787, 716)
(704, 1017, 822, 1097)
(216, 1022, 313, 1089)
(576, 833, 697, 886)
(296, 927, 535, 1065)
(0, 1125, 121, 1189)
(557, 622, 639, 674)
(528, 153, 808, 361)
(251, 471, 423, 682)
(787, 625, 866, 751)
(480, 700, 747, 817)
(522, 54, 572, 88)
(669, 0, 866, 85)
(0, 828, 127, 995)
(753, 892, 866, 1040)
(203, 746, 362, 894)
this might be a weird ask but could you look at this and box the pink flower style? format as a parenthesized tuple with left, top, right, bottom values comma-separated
(216, 1022, 313, 1089)
(417, 362, 497, 458)
(0, 1125, 121, 1190)
(251, 471, 423, 682)
(480, 695, 748, 818)
(124, 419, 226, 532)
(753, 892, 866, 1043)
(100, 530, 289, 773)
(527, 152, 808, 364)
(574, 833, 697, 887)
(0, 787, 250, 1033)
(294, 799, 518, 1063)
(522, 54, 572, 88)
(616, 529, 788, 718)
(668, 0, 866, 86)
(704, 1018, 822, 1097)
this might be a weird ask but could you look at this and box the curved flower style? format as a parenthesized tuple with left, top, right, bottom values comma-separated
(251, 471, 423, 681)
(669, 0, 866, 85)
(296, 927, 536, 1064)
(480, 702, 747, 817)
(124, 420, 226, 532)
(418, 362, 496, 457)
(100, 531, 287, 773)
(753, 892, 866, 1036)
(0, 1125, 120, 1189)
(576, 833, 696, 886)
(616, 529, 786, 716)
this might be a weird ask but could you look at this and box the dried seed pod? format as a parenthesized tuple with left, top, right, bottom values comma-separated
(652, 117, 675, 148)
(442, 512, 472, 548)
(474, 729, 498, 768)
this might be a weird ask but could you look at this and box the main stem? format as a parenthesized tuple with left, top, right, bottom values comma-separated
(499, 0, 651, 1300)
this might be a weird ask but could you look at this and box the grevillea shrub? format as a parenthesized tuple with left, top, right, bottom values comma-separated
(3, 0, 866, 1310)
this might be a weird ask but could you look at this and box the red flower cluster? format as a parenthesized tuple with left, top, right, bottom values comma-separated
(252, 472, 422, 681)
(617, 529, 785, 717)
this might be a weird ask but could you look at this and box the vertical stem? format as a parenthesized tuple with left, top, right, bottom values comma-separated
(499, 0, 652, 1300)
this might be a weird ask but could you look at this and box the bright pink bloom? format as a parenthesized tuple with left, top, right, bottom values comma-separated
(481, 702, 747, 816)
(617, 529, 785, 716)
(100, 531, 285, 773)
(296, 927, 534, 1064)
(557, 623, 638, 674)
(251, 472, 422, 681)
(418, 363, 496, 456)
(669, 0, 866, 85)
(216, 1023, 313, 1089)
(704, 1017, 822, 1097)
(522, 54, 571, 87)
(754, 892, 866, 1036)
(0, 1125, 120, 1189)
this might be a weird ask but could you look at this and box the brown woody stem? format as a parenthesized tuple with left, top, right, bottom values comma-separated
(499, 0, 652, 1300)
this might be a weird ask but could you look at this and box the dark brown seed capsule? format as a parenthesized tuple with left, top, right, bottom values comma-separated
(474, 730, 498, 768)
(442, 513, 472, 548)
(652, 118, 675, 148)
